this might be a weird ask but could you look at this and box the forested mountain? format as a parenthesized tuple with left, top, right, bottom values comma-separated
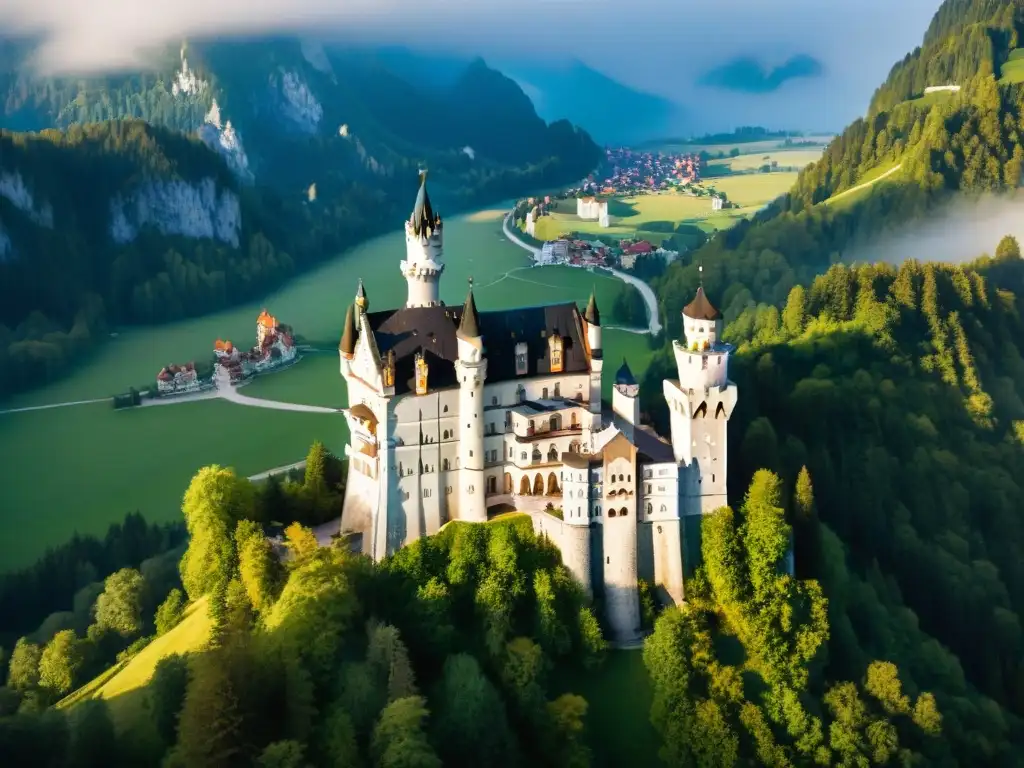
(631, 0, 1024, 762)
(0, 38, 599, 399)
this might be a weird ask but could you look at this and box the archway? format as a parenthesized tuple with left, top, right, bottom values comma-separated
(547, 472, 560, 495)
(533, 474, 544, 495)
(504, 473, 513, 494)
(520, 476, 531, 495)
(693, 401, 708, 418)
(532, 447, 542, 463)
(547, 444, 558, 462)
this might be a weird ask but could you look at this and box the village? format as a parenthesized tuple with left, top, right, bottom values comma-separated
(151, 309, 298, 398)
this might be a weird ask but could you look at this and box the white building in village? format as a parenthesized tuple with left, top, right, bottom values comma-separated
(339, 172, 737, 642)
(577, 196, 610, 228)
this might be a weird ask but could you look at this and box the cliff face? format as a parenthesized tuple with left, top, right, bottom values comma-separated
(110, 178, 241, 247)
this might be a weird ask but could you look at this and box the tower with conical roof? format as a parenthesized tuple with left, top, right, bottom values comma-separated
(455, 278, 487, 523)
(401, 171, 445, 308)
(663, 275, 738, 517)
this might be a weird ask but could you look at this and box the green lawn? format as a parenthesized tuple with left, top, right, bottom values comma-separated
(0, 400, 342, 569)
(1002, 49, 1024, 84)
(555, 650, 661, 767)
(708, 172, 799, 207)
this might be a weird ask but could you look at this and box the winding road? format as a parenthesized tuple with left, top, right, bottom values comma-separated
(501, 212, 662, 335)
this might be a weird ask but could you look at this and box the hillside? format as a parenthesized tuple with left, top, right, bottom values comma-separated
(0, 38, 600, 399)
(638, 0, 1024, 762)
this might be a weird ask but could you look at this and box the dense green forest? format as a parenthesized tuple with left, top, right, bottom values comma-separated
(0, 38, 600, 401)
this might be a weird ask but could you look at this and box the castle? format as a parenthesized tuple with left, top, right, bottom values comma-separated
(214, 310, 297, 383)
(339, 173, 736, 642)
(577, 195, 610, 227)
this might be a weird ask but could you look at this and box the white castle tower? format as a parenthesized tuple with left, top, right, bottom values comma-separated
(602, 433, 642, 643)
(663, 272, 738, 516)
(401, 171, 445, 308)
(455, 280, 487, 523)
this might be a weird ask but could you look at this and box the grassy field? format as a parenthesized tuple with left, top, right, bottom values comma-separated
(555, 650, 661, 767)
(61, 597, 212, 735)
(0, 399, 341, 570)
(822, 157, 904, 210)
(708, 172, 799, 207)
(706, 148, 823, 173)
(1002, 49, 1024, 84)
(652, 135, 834, 156)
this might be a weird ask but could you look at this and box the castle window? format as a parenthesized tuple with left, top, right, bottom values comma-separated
(660, 504, 667, 512)
(446, 487, 452, 494)
(443, 430, 448, 439)
(515, 342, 529, 376)
(712, 473, 715, 483)
(549, 334, 564, 373)
(702, 357, 708, 371)
(596, 506, 601, 516)
(521, 452, 527, 461)
(554, 383, 561, 397)
(468, 485, 475, 494)
(646, 484, 651, 494)
(403, 491, 410, 501)
(443, 459, 450, 471)
(646, 503, 652, 515)
(444, 405, 449, 413)
(469, 450, 474, 458)
(657, 525, 663, 534)
(620, 507, 628, 517)
(399, 462, 404, 475)
(606, 556, 610, 564)
(608, 510, 616, 518)
(492, 396, 498, 405)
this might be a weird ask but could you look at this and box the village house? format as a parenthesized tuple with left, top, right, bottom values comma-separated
(156, 362, 200, 395)
(577, 196, 610, 228)
(214, 309, 297, 383)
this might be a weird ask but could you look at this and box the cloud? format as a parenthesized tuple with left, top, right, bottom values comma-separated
(698, 55, 824, 94)
(844, 193, 1024, 267)
(0, 0, 943, 131)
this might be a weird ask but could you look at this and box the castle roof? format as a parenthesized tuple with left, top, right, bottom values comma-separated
(584, 291, 600, 326)
(458, 282, 480, 338)
(339, 304, 357, 356)
(365, 301, 588, 396)
(410, 171, 441, 237)
(615, 359, 637, 386)
(683, 285, 719, 321)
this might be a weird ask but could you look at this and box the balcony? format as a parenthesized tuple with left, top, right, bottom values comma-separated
(512, 423, 583, 443)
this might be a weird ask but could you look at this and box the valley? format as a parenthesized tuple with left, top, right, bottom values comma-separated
(0, 205, 651, 569)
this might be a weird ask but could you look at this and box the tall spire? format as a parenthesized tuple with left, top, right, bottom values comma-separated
(355, 278, 368, 311)
(339, 303, 357, 357)
(458, 276, 480, 338)
(585, 290, 600, 326)
(410, 170, 440, 237)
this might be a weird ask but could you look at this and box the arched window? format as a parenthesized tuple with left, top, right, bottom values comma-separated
(660, 504, 667, 512)
(608, 509, 617, 518)
(554, 383, 561, 397)
(646, 503, 652, 515)
(542, 387, 549, 399)
(443, 459, 450, 471)
(620, 507, 628, 517)
(532, 447, 542, 462)
(443, 404, 449, 413)
(547, 444, 558, 462)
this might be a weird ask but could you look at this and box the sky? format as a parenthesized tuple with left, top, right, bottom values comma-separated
(0, 0, 943, 132)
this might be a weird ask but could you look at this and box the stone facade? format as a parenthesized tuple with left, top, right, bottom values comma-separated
(339, 173, 737, 641)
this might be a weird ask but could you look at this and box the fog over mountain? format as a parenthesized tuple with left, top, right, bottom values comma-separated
(1, 0, 941, 134)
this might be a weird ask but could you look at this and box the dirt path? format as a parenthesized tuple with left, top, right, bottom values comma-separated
(216, 371, 339, 413)
(825, 163, 903, 204)
(0, 398, 108, 415)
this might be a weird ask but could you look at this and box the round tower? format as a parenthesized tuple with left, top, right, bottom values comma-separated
(560, 454, 594, 596)
(401, 171, 445, 308)
(455, 280, 487, 522)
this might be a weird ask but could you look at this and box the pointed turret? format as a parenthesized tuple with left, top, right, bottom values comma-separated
(339, 303, 357, 358)
(410, 170, 441, 238)
(585, 291, 601, 326)
(683, 285, 719, 321)
(615, 358, 636, 388)
(355, 278, 368, 312)
(458, 278, 480, 338)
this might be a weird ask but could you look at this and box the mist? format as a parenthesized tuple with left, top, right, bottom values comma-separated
(0, 0, 942, 133)
(843, 193, 1024, 267)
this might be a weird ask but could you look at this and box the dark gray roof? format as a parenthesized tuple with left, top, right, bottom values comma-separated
(410, 171, 441, 237)
(615, 359, 636, 386)
(366, 301, 589, 395)
(458, 285, 480, 338)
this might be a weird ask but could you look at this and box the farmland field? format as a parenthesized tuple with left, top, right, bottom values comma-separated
(708, 172, 800, 207)
(706, 148, 823, 173)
